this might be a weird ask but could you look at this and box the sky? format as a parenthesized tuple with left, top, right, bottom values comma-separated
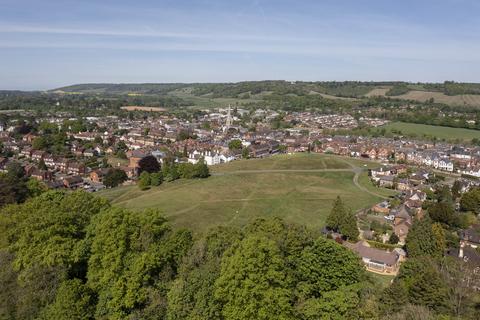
(0, 0, 480, 90)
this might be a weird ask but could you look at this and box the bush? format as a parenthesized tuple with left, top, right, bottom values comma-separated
(150, 172, 163, 186)
(138, 172, 151, 190)
(389, 233, 400, 244)
(104, 168, 128, 188)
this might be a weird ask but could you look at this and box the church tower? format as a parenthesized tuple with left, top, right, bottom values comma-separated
(223, 104, 232, 133)
(226, 104, 232, 128)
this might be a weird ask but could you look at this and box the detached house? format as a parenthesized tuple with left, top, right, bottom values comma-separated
(391, 205, 412, 243)
(90, 168, 110, 183)
(378, 175, 395, 188)
(344, 241, 402, 274)
(63, 176, 84, 189)
(461, 225, 480, 249)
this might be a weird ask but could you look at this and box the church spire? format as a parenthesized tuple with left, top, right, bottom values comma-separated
(226, 104, 232, 127)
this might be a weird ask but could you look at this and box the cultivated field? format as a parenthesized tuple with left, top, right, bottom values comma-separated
(99, 153, 393, 234)
(364, 87, 391, 97)
(309, 91, 358, 101)
(168, 87, 261, 109)
(364, 88, 480, 107)
(395, 91, 480, 107)
(121, 106, 167, 112)
(377, 122, 480, 142)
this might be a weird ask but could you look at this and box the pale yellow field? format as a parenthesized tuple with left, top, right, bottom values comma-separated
(364, 88, 480, 107)
(121, 106, 167, 112)
(364, 87, 391, 97)
(309, 91, 358, 101)
(394, 91, 480, 107)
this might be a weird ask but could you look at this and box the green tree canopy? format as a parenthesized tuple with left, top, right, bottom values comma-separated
(87, 207, 192, 319)
(228, 139, 242, 150)
(103, 168, 128, 188)
(39, 279, 95, 320)
(7, 191, 110, 278)
(214, 235, 295, 320)
(460, 188, 480, 214)
(167, 226, 242, 320)
(295, 237, 365, 299)
(138, 171, 151, 190)
(325, 196, 359, 240)
(138, 155, 160, 174)
(428, 202, 458, 227)
(405, 216, 442, 258)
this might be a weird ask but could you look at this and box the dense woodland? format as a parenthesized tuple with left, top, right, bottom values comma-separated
(1, 174, 480, 319)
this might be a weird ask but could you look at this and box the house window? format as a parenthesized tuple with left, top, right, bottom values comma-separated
(367, 261, 386, 271)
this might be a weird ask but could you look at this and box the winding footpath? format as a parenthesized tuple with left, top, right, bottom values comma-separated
(212, 165, 390, 200)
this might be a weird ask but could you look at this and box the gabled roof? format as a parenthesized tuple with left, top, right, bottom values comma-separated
(462, 225, 480, 244)
(344, 241, 399, 266)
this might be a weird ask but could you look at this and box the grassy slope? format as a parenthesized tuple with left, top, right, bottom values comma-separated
(168, 88, 261, 108)
(395, 90, 480, 107)
(378, 122, 480, 142)
(364, 87, 480, 107)
(358, 171, 398, 198)
(99, 154, 389, 234)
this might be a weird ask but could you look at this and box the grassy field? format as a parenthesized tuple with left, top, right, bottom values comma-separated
(357, 171, 398, 198)
(364, 87, 391, 97)
(395, 90, 480, 107)
(364, 87, 480, 107)
(98, 154, 388, 234)
(377, 122, 480, 142)
(168, 87, 261, 109)
(212, 153, 351, 172)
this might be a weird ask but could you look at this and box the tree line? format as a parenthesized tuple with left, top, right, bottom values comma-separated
(1, 190, 374, 320)
(1, 184, 479, 319)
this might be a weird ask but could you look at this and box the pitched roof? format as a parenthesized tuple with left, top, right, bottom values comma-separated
(345, 241, 399, 266)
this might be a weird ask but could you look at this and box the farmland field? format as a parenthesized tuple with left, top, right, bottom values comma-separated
(364, 88, 480, 107)
(98, 153, 393, 234)
(377, 122, 480, 142)
(121, 106, 167, 112)
(364, 87, 391, 97)
(395, 90, 480, 107)
(168, 87, 261, 108)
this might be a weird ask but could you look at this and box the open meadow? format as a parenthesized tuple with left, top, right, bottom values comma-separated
(99, 153, 394, 234)
(377, 122, 480, 142)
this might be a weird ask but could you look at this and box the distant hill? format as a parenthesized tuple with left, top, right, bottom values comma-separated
(52, 83, 190, 95)
(52, 81, 404, 97)
(51, 81, 480, 107)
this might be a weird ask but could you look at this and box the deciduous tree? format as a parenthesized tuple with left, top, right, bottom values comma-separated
(214, 235, 295, 320)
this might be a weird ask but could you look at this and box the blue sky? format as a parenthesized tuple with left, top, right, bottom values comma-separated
(1, 0, 479, 90)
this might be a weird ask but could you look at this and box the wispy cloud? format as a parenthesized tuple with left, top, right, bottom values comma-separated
(1, 36, 479, 63)
(0, 24, 316, 43)
(1, 0, 479, 88)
